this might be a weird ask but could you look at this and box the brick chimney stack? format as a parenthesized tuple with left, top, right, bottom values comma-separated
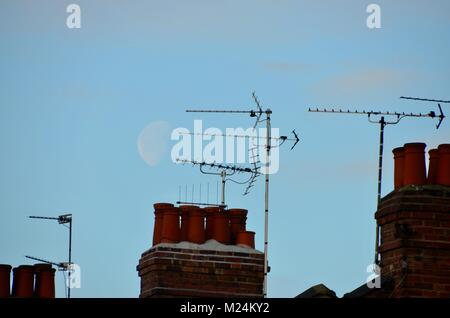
(137, 204, 264, 298)
(375, 143, 450, 297)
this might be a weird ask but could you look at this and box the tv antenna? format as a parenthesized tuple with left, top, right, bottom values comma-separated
(177, 130, 300, 150)
(25, 255, 71, 270)
(28, 213, 73, 298)
(308, 103, 445, 265)
(185, 92, 299, 297)
(175, 158, 261, 206)
(400, 96, 448, 129)
(176, 183, 227, 208)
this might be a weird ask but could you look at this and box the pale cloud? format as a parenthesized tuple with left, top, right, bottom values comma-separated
(263, 62, 312, 73)
(308, 68, 419, 102)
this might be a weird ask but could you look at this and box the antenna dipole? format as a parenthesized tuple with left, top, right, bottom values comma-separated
(175, 158, 261, 205)
(177, 131, 299, 150)
(308, 106, 445, 129)
(25, 255, 68, 269)
(28, 214, 73, 298)
(308, 104, 445, 265)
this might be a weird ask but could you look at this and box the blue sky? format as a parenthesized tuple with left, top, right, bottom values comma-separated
(1, 0, 449, 297)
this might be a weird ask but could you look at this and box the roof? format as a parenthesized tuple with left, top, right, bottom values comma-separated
(295, 284, 337, 298)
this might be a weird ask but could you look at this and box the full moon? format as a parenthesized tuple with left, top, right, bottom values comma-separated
(137, 121, 171, 167)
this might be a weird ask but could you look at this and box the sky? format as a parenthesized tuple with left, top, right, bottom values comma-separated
(0, 0, 449, 298)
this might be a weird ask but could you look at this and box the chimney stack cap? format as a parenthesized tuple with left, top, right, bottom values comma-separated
(153, 203, 174, 210)
(438, 144, 450, 153)
(429, 148, 439, 155)
(392, 147, 404, 155)
(13, 265, 34, 272)
(404, 143, 426, 151)
(33, 264, 55, 272)
(228, 209, 248, 217)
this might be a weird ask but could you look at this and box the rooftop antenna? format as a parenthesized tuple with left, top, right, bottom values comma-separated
(185, 92, 299, 297)
(28, 214, 73, 298)
(178, 131, 299, 150)
(308, 103, 445, 265)
(176, 180, 227, 208)
(400, 96, 447, 129)
(175, 158, 260, 207)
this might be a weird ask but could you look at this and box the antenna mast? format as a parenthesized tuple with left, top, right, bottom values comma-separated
(28, 214, 73, 298)
(184, 92, 298, 297)
(308, 104, 445, 265)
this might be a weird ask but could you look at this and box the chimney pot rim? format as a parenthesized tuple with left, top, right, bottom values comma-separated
(13, 265, 34, 271)
(403, 142, 426, 151)
(438, 144, 450, 152)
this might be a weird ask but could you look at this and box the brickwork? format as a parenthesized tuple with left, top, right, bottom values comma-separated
(137, 244, 264, 298)
(376, 185, 450, 298)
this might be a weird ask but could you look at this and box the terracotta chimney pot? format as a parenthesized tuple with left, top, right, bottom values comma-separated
(152, 203, 174, 246)
(34, 264, 55, 298)
(392, 147, 405, 189)
(203, 207, 218, 240)
(179, 205, 198, 242)
(403, 143, 426, 186)
(12, 265, 34, 298)
(427, 149, 440, 185)
(160, 206, 180, 243)
(236, 231, 255, 249)
(0, 264, 11, 298)
(212, 209, 230, 244)
(437, 144, 450, 186)
(186, 206, 205, 244)
(228, 209, 248, 244)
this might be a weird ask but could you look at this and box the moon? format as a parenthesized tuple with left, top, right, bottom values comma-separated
(137, 121, 171, 167)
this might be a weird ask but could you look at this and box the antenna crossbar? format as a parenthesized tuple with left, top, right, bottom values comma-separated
(308, 108, 436, 118)
(400, 96, 450, 103)
(25, 255, 68, 269)
(176, 158, 260, 174)
(176, 201, 227, 208)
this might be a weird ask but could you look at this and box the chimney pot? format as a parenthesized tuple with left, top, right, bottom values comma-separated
(179, 205, 199, 242)
(437, 144, 450, 186)
(236, 231, 255, 249)
(186, 206, 205, 244)
(403, 143, 427, 186)
(160, 206, 181, 243)
(0, 264, 11, 298)
(34, 264, 55, 298)
(12, 265, 34, 298)
(203, 207, 219, 240)
(228, 209, 248, 244)
(427, 149, 439, 184)
(152, 203, 174, 245)
(392, 147, 405, 190)
(212, 209, 230, 244)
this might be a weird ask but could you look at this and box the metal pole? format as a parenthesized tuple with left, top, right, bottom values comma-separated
(374, 117, 385, 265)
(68, 218, 72, 298)
(263, 110, 271, 297)
(221, 170, 226, 205)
